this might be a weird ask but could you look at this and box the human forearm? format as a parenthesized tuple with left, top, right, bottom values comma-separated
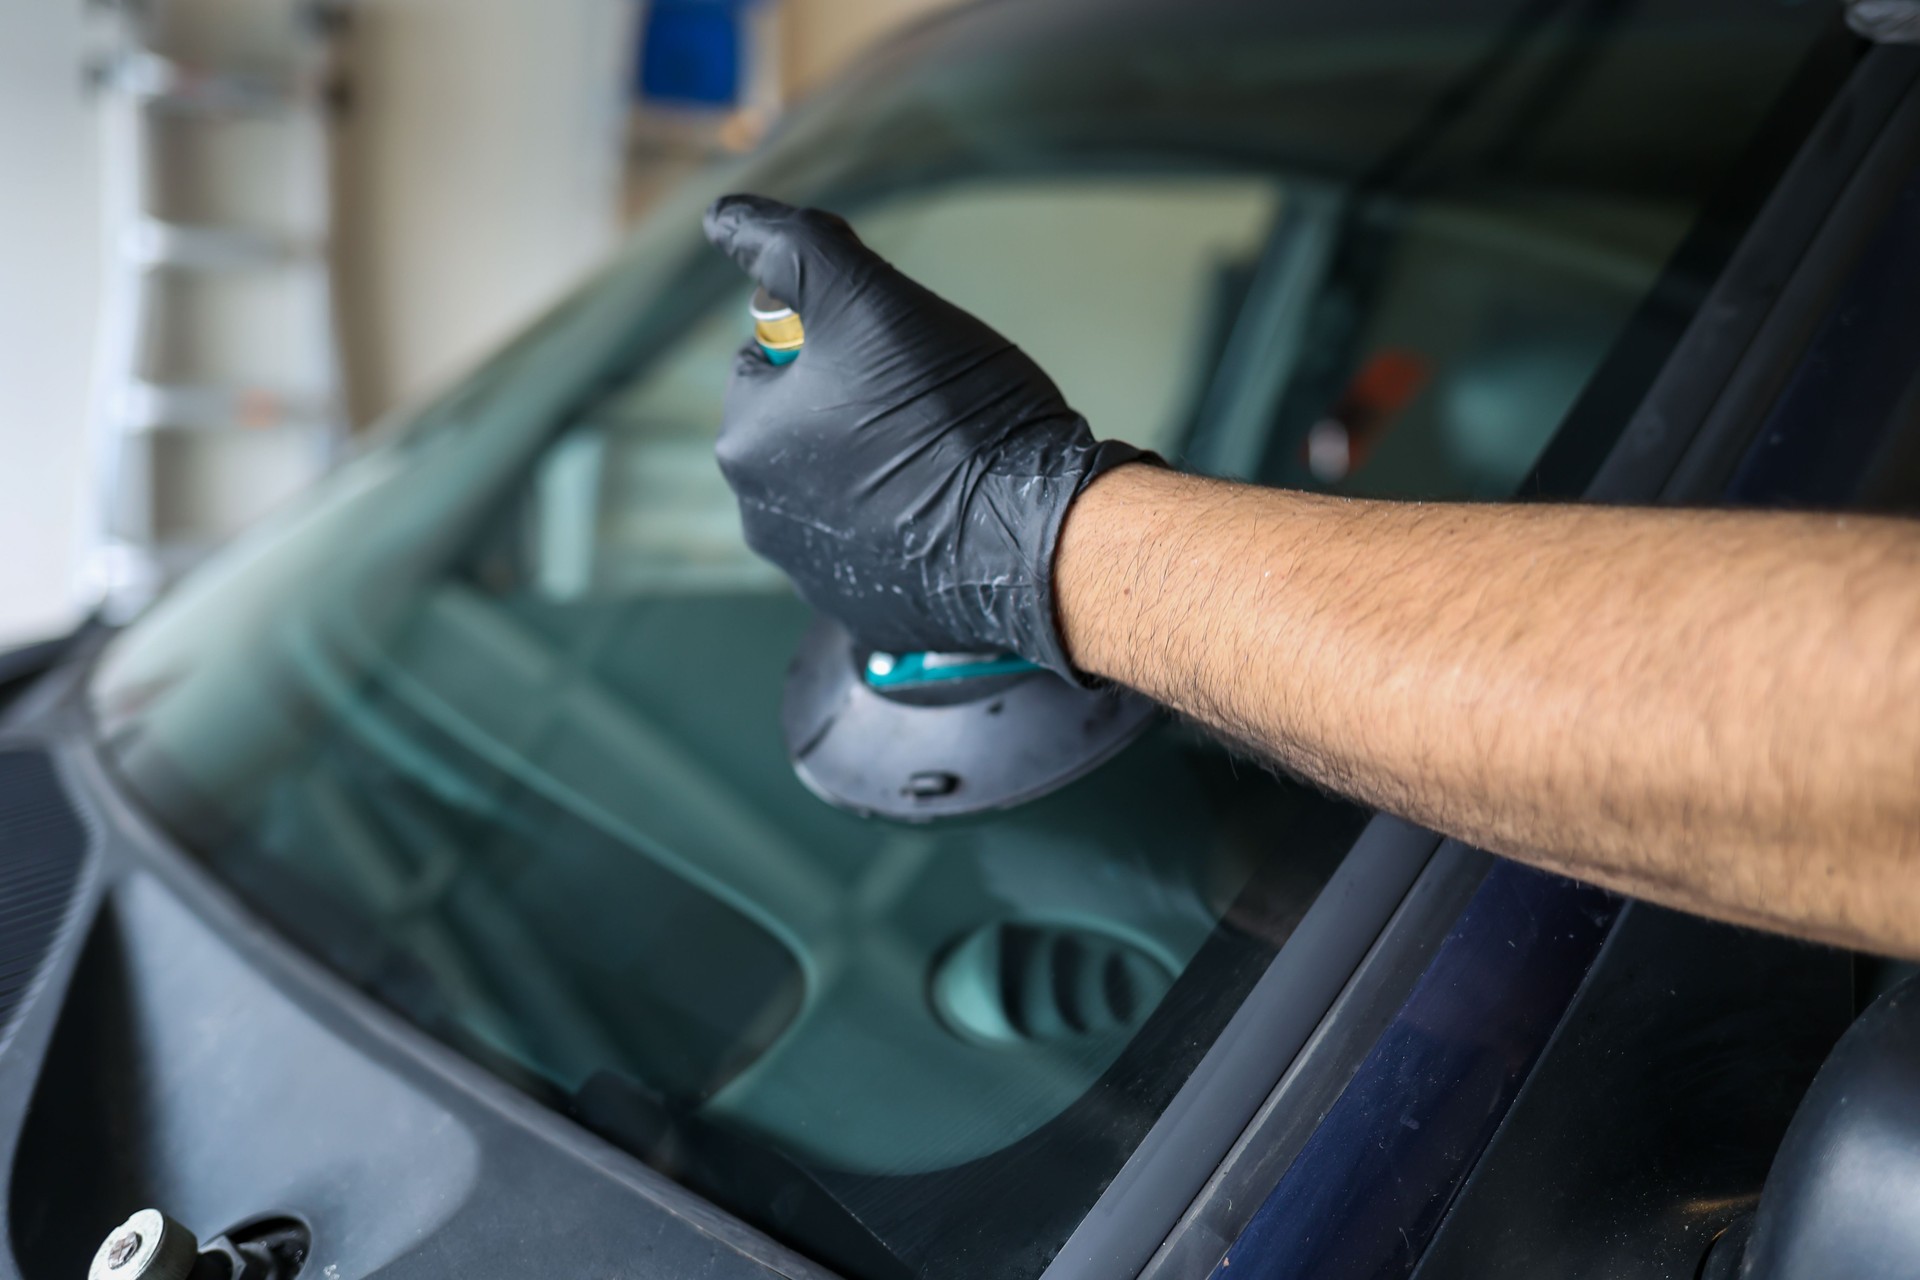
(698, 197, 1920, 956)
(1056, 464, 1920, 956)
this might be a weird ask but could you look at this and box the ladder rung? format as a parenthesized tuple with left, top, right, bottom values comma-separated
(108, 536, 224, 575)
(97, 51, 313, 114)
(125, 220, 321, 271)
(120, 382, 338, 435)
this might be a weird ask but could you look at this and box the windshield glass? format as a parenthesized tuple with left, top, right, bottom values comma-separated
(91, 2, 1840, 1276)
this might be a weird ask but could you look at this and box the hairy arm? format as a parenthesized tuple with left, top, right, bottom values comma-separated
(1056, 464, 1920, 957)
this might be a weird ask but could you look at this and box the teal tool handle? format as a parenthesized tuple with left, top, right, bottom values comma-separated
(864, 650, 1040, 689)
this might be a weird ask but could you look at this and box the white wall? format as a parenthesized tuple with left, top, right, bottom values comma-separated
(0, 1, 102, 646)
(336, 0, 633, 423)
(0, 0, 632, 647)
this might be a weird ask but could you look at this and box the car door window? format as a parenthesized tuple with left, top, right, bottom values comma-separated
(857, 177, 1283, 455)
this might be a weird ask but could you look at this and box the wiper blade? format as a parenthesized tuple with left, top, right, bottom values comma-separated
(571, 1069, 913, 1280)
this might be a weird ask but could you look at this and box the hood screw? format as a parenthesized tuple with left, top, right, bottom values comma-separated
(88, 1209, 200, 1280)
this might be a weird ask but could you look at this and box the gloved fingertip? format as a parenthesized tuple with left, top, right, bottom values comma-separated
(702, 193, 797, 255)
(703, 194, 884, 319)
(704, 193, 816, 309)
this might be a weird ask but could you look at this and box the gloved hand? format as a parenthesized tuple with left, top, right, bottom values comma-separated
(702, 193, 1153, 679)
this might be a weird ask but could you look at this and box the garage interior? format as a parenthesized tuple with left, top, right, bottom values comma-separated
(0, 0, 953, 645)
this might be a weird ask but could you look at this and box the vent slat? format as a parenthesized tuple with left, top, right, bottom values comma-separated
(934, 920, 1177, 1046)
(0, 751, 89, 1055)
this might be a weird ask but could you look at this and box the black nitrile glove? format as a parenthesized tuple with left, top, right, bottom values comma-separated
(702, 193, 1152, 679)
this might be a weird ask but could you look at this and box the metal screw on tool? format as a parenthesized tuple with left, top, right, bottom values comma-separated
(88, 1209, 201, 1280)
(105, 1233, 142, 1269)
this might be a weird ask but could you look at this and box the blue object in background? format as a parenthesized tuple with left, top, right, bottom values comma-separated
(637, 0, 748, 107)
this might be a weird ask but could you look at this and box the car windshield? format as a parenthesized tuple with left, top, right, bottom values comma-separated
(91, 2, 1840, 1277)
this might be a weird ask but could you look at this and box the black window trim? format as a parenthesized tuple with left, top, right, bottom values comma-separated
(1059, 38, 1920, 1280)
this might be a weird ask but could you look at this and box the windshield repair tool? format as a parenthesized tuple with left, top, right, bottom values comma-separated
(749, 288, 806, 364)
(751, 290, 1156, 821)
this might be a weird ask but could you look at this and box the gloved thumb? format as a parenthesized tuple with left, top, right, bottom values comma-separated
(702, 193, 877, 317)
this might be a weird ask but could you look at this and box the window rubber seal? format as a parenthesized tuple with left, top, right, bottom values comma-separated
(1047, 38, 1920, 1280)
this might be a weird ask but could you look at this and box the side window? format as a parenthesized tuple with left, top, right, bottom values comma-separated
(1255, 197, 1680, 500)
(855, 178, 1284, 454)
(540, 303, 774, 599)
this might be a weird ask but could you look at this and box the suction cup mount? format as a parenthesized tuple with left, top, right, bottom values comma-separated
(782, 615, 1158, 821)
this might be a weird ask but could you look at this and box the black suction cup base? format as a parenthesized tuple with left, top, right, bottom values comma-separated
(781, 615, 1158, 822)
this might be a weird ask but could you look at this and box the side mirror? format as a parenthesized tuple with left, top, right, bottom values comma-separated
(1719, 975, 1920, 1280)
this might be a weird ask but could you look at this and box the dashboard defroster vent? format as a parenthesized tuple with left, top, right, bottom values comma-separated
(0, 750, 90, 1056)
(932, 920, 1175, 1046)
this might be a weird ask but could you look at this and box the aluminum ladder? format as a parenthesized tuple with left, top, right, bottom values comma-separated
(83, 0, 352, 619)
